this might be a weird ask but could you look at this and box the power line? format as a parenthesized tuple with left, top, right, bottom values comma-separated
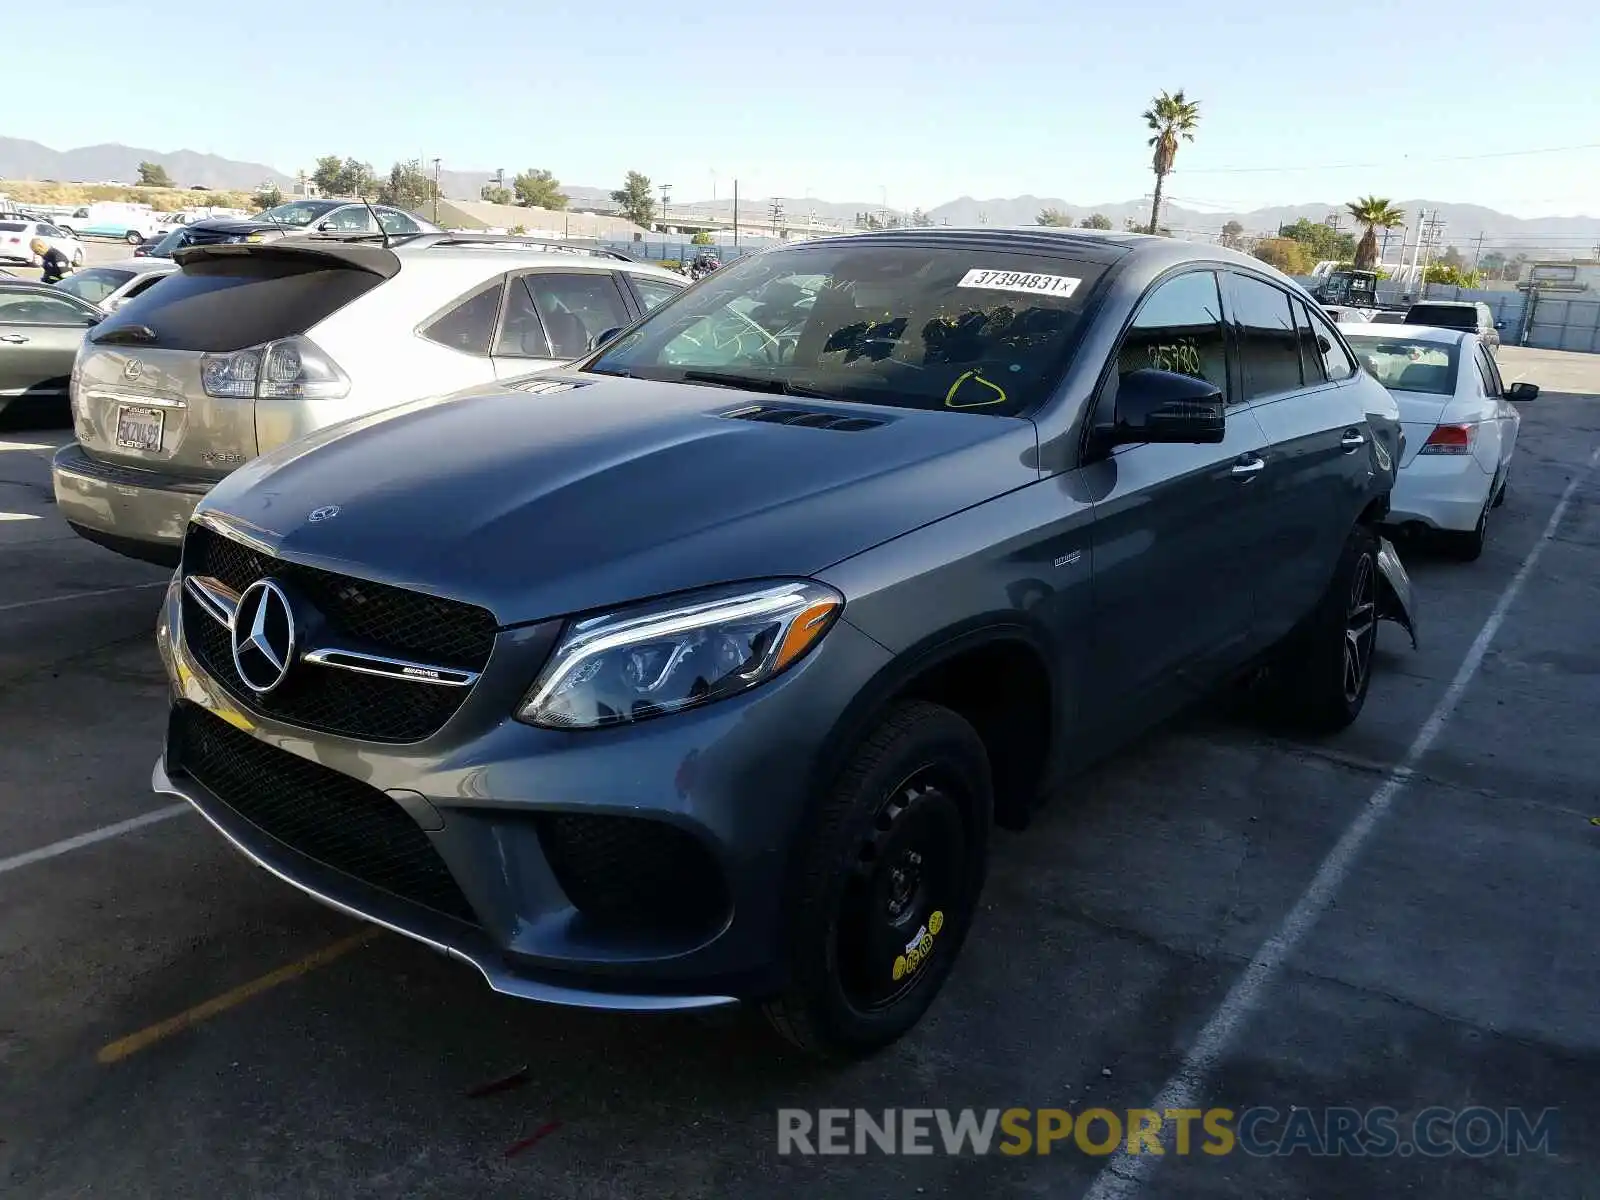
(1173, 140, 1600, 176)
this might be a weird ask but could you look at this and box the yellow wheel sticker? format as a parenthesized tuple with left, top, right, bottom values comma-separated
(928, 909, 944, 935)
(944, 370, 1009, 409)
(892, 912, 947, 980)
(893, 955, 908, 981)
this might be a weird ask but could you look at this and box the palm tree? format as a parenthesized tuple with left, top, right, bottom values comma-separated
(1346, 197, 1405, 270)
(1144, 90, 1200, 235)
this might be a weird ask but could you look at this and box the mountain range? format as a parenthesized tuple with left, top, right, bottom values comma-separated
(4, 139, 1596, 257)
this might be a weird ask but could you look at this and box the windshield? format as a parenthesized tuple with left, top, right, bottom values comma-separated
(148, 227, 189, 257)
(54, 268, 135, 305)
(587, 243, 1107, 416)
(1346, 334, 1460, 395)
(251, 200, 340, 228)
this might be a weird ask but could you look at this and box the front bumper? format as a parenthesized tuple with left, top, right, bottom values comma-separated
(52, 441, 209, 566)
(1388, 452, 1494, 533)
(154, 573, 891, 1009)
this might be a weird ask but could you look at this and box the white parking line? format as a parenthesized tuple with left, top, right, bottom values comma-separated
(0, 804, 189, 877)
(1083, 445, 1600, 1200)
(0, 580, 168, 616)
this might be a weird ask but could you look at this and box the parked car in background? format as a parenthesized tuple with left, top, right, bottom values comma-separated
(0, 219, 86, 267)
(0, 279, 103, 423)
(54, 233, 687, 563)
(52, 258, 179, 313)
(1344, 322, 1536, 559)
(1368, 309, 1407, 325)
(1404, 300, 1501, 350)
(150, 228, 1416, 1060)
(152, 200, 445, 255)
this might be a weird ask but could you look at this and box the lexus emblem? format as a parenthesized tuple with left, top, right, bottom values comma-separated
(231, 579, 297, 694)
(308, 505, 340, 523)
(122, 359, 143, 381)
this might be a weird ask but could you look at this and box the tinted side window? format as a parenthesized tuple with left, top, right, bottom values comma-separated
(1294, 300, 1327, 385)
(1477, 345, 1504, 395)
(1228, 274, 1301, 400)
(523, 272, 631, 359)
(421, 280, 504, 356)
(631, 275, 684, 312)
(0, 290, 97, 326)
(1305, 304, 1356, 380)
(377, 209, 420, 235)
(1116, 270, 1229, 401)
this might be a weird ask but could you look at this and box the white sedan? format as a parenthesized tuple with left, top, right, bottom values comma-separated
(1343, 322, 1538, 560)
(51, 258, 178, 313)
(0, 218, 87, 266)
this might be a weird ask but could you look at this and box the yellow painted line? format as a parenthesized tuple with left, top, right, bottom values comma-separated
(97, 928, 382, 1064)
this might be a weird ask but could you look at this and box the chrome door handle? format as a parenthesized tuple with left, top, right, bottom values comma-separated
(0, 334, 27, 344)
(1341, 429, 1367, 450)
(1230, 455, 1265, 478)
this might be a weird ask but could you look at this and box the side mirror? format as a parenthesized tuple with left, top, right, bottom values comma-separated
(1507, 381, 1538, 401)
(590, 326, 624, 351)
(1100, 369, 1226, 448)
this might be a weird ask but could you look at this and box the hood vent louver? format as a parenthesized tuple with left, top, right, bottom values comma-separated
(718, 404, 883, 432)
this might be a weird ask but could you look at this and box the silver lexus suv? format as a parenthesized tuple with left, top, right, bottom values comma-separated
(53, 234, 687, 564)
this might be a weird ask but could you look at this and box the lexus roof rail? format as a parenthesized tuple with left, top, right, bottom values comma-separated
(403, 232, 638, 260)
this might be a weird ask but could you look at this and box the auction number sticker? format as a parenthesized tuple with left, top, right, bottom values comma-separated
(957, 268, 1081, 297)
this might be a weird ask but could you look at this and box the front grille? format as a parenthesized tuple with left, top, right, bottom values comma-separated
(183, 524, 497, 743)
(187, 525, 497, 667)
(537, 813, 727, 934)
(169, 703, 477, 924)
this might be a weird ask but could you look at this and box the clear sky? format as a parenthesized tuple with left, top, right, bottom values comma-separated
(14, 0, 1598, 217)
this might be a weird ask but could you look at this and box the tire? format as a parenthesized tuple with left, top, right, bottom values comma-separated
(1261, 524, 1381, 734)
(125, 230, 144, 245)
(71, 249, 84, 267)
(1440, 491, 1491, 561)
(1492, 474, 1508, 509)
(761, 701, 992, 1059)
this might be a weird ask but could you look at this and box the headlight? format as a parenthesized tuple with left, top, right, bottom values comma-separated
(517, 580, 843, 730)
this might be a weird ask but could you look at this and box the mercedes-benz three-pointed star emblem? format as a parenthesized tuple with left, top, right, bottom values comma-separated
(231, 579, 297, 694)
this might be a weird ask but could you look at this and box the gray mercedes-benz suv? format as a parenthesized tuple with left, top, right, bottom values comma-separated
(149, 228, 1417, 1058)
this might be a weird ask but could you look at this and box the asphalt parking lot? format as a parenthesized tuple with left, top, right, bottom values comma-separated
(3, 237, 134, 281)
(1, 346, 1596, 1199)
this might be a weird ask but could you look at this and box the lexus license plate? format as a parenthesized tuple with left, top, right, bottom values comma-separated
(115, 405, 164, 452)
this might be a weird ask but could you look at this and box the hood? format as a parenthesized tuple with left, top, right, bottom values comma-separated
(197, 375, 1040, 623)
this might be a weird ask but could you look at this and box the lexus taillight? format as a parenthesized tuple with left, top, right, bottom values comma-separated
(1419, 423, 1476, 455)
(200, 336, 349, 401)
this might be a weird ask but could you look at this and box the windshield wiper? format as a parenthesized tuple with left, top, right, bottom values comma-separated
(92, 324, 157, 344)
(680, 370, 837, 401)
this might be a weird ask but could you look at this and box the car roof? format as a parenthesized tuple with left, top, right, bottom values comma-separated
(1407, 300, 1476, 309)
(1340, 322, 1468, 343)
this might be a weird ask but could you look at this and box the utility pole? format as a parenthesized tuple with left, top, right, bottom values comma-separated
(431, 158, 441, 223)
(1471, 232, 1486, 274)
(769, 197, 785, 238)
(732, 179, 739, 250)
(658, 184, 671, 232)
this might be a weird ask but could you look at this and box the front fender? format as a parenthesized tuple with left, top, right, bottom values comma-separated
(1376, 536, 1418, 649)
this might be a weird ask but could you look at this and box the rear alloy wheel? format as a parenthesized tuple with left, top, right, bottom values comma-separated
(1261, 523, 1381, 734)
(125, 230, 144, 245)
(762, 701, 991, 1059)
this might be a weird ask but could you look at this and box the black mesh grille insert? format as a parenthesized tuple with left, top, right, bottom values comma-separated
(718, 404, 884, 432)
(186, 524, 498, 668)
(536, 812, 727, 933)
(170, 703, 477, 924)
(182, 524, 497, 743)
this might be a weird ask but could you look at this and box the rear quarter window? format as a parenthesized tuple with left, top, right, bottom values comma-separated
(90, 256, 386, 352)
(1405, 305, 1474, 329)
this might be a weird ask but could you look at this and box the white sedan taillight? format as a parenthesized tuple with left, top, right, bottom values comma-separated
(201, 336, 349, 401)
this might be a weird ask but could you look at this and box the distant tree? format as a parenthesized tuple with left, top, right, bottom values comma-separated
(1127, 216, 1171, 236)
(610, 171, 655, 226)
(1479, 250, 1507, 277)
(481, 185, 513, 205)
(1079, 213, 1113, 230)
(509, 225, 528, 236)
(1438, 244, 1465, 268)
(252, 185, 283, 210)
(1219, 219, 1245, 248)
(310, 155, 375, 198)
(136, 161, 174, 188)
(856, 211, 885, 229)
(1278, 218, 1357, 262)
(690, 230, 714, 245)
(311, 155, 345, 196)
(342, 157, 376, 199)
(377, 160, 437, 212)
(1143, 89, 1200, 235)
(513, 168, 568, 210)
(1252, 237, 1316, 275)
(1346, 197, 1405, 270)
(1037, 208, 1073, 227)
(1424, 262, 1481, 287)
